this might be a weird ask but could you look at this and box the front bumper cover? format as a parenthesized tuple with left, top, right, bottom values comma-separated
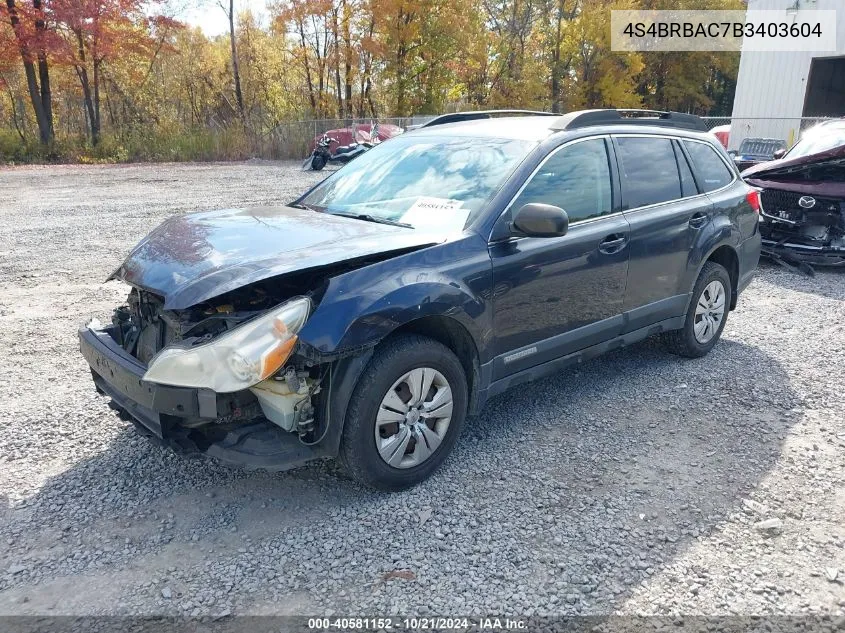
(761, 238, 845, 267)
(80, 325, 209, 437)
(78, 324, 321, 470)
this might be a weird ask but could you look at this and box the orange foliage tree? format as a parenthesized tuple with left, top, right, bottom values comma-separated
(2, 0, 57, 142)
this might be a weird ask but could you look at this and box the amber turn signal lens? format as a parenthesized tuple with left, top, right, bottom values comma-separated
(259, 336, 298, 381)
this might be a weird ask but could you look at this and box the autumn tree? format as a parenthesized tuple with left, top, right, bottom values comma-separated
(538, 0, 577, 112)
(219, 0, 245, 121)
(481, 0, 540, 107)
(274, 0, 335, 117)
(2, 0, 745, 161)
(635, 0, 743, 113)
(558, 0, 643, 110)
(2, 0, 55, 143)
(52, 0, 172, 144)
(238, 11, 301, 126)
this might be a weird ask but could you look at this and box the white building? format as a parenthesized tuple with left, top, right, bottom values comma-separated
(729, 0, 845, 151)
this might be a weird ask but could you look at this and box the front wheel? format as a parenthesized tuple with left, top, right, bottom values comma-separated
(662, 261, 732, 358)
(339, 335, 468, 491)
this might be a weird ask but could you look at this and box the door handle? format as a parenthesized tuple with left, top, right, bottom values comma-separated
(689, 212, 708, 228)
(598, 234, 627, 254)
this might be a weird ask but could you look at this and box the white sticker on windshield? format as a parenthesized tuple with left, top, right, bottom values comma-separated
(401, 197, 469, 230)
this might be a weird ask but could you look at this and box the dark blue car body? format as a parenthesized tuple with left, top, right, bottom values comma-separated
(79, 112, 761, 474)
(298, 121, 760, 409)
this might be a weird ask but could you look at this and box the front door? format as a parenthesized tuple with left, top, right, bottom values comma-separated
(489, 137, 630, 379)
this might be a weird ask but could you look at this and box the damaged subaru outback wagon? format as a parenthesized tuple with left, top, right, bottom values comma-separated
(80, 109, 761, 490)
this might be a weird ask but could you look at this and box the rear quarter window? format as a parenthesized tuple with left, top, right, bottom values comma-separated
(683, 140, 734, 193)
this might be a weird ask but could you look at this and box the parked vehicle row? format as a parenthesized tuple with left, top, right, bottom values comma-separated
(80, 109, 761, 490)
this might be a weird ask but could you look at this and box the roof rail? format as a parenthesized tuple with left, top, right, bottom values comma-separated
(550, 109, 708, 133)
(420, 110, 556, 128)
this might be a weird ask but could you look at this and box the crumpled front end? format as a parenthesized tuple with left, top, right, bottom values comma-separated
(744, 144, 845, 269)
(79, 204, 443, 471)
(757, 188, 845, 267)
(79, 284, 332, 470)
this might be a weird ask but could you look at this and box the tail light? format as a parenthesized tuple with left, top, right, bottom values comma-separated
(746, 189, 761, 214)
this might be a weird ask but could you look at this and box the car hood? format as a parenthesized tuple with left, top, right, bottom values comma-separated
(742, 144, 845, 197)
(110, 206, 443, 309)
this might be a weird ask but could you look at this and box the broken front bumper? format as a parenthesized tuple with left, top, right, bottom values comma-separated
(78, 324, 321, 470)
(761, 237, 845, 267)
(758, 189, 845, 268)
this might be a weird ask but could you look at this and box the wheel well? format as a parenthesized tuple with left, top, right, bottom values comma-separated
(706, 245, 739, 309)
(383, 316, 481, 414)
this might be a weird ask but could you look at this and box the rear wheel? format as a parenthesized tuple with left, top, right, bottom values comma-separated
(339, 335, 468, 491)
(663, 261, 732, 358)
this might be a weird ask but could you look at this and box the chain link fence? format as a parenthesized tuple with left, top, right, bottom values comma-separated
(4, 102, 836, 161)
(700, 116, 834, 151)
(262, 116, 436, 159)
(261, 115, 836, 160)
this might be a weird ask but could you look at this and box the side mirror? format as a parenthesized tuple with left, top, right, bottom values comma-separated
(513, 203, 569, 238)
(727, 150, 738, 158)
(773, 148, 786, 159)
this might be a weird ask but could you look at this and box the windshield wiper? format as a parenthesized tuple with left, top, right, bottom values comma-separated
(330, 211, 413, 229)
(290, 202, 320, 211)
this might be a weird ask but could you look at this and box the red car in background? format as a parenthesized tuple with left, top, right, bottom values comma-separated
(309, 122, 403, 153)
(710, 124, 730, 149)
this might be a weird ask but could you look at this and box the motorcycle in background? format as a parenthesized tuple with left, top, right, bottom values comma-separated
(303, 122, 381, 171)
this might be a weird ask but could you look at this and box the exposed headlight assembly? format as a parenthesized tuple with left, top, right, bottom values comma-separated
(143, 296, 311, 393)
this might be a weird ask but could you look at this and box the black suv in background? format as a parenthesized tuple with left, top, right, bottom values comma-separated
(80, 109, 761, 490)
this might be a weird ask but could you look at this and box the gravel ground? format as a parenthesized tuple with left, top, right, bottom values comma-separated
(0, 161, 844, 618)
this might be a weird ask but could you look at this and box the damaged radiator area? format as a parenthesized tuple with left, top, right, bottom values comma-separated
(111, 284, 296, 362)
(759, 189, 845, 266)
(105, 284, 325, 443)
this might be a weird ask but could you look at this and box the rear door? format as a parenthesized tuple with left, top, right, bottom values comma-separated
(614, 134, 713, 331)
(681, 138, 759, 286)
(681, 138, 754, 239)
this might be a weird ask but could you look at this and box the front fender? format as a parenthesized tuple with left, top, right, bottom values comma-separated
(297, 233, 493, 359)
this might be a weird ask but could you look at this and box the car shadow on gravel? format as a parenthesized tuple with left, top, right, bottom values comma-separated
(1, 337, 801, 615)
(442, 336, 802, 610)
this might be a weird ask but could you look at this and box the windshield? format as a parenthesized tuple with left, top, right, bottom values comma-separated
(786, 124, 845, 159)
(300, 134, 535, 231)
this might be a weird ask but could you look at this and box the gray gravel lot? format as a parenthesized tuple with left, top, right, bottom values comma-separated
(0, 161, 844, 617)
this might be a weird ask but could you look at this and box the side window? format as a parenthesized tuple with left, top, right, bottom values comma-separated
(674, 141, 698, 197)
(510, 139, 612, 224)
(683, 140, 734, 192)
(616, 137, 682, 208)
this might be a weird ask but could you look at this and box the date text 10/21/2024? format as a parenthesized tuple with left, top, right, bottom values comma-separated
(306, 617, 529, 630)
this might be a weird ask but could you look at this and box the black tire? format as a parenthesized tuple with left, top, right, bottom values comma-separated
(663, 261, 732, 358)
(311, 154, 327, 170)
(338, 334, 468, 491)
